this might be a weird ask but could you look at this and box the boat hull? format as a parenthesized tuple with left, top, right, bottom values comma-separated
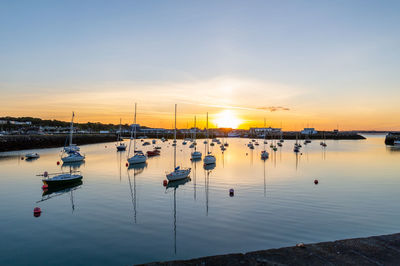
(61, 155, 85, 163)
(204, 155, 216, 165)
(43, 175, 83, 187)
(128, 155, 147, 164)
(167, 169, 191, 181)
(117, 145, 126, 151)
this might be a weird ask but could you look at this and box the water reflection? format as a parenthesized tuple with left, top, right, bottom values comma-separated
(191, 159, 201, 201)
(25, 157, 39, 162)
(38, 181, 83, 213)
(386, 146, 400, 153)
(166, 177, 191, 254)
(3, 135, 400, 265)
(62, 161, 85, 170)
(263, 159, 267, 198)
(203, 163, 215, 216)
(127, 162, 147, 223)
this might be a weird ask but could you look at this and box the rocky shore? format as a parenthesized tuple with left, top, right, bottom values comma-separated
(0, 134, 117, 152)
(143, 233, 400, 265)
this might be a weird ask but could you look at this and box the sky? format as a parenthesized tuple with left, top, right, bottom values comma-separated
(1, 0, 400, 130)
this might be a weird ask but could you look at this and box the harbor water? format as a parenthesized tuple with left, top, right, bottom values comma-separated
(1, 135, 399, 265)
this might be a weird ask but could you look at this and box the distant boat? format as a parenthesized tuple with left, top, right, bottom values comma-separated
(204, 112, 216, 165)
(62, 151, 85, 163)
(25, 153, 40, 159)
(191, 116, 202, 160)
(116, 118, 127, 151)
(146, 149, 160, 157)
(128, 103, 147, 165)
(261, 120, 269, 160)
(294, 133, 301, 152)
(320, 132, 327, 147)
(167, 104, 191, 181)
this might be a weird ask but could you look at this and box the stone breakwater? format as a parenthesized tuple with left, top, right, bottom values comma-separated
(0, 134, 117, 152)
(143, 233, 400, 266)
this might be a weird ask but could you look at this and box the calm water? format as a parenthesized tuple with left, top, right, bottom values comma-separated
(1, 135, 400, 265)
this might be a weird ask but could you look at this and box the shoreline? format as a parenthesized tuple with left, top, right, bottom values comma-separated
(0, 134, 117, 152)
(0, 133, 366, 152)
(143, 232, 400, 265)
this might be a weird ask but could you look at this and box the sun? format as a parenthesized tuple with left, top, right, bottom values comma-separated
(213, 110, 242, 129)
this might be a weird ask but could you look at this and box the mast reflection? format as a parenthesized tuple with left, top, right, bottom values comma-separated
(127, 162, 147, 224)
(166, 177, 191, 255)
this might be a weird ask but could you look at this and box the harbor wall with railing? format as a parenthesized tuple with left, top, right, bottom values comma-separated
(0, 134, 117, 152)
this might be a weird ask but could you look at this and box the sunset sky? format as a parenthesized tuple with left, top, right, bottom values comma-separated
(1, 1, 400, 130)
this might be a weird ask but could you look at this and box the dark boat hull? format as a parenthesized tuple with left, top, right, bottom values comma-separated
(43, 176, 83, 187)
(42, 181, 83, 196)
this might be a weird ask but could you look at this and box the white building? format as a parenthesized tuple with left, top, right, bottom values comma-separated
(301, 128, 318, 135)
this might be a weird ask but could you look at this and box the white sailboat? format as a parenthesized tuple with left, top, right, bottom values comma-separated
(294, 133, 300, 153)
(62, 112, 85, 163)
(261, 118, 269, 160)
(116, 118, 127, 151)
(128, 103, 147, 165)
(191, 116, 202, 160)
(204, 112, 216, 165)
(64, 112, 80, 153)
(166, 104, 191, 181)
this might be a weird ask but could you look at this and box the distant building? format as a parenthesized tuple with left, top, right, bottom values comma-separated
(301, 128, 318, 135)
(99, 130, 110, 134)
(10, 121, 32, 125)
(130, 124, 140, 130)
(250, 127, 281, 135)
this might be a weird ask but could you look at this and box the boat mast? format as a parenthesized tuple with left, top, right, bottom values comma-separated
(69, 112, 74, 146)
(128, 104, 135, 158)
(174, 104, 177, 142)
(134, 103, 137, 153)
(264, 117, 266, 150)
(118, 118, 122, 142)
(174, 104, 177, 169)
(206, 112, 209, 154)
(194, 116, 197, 151)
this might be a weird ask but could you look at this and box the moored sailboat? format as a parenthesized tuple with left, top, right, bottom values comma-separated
(166, 104, 191, 181)
(204, 112, 216, 165)
(128, 103, 147, 165)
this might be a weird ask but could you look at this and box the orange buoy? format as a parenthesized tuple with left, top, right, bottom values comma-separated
(163, 180, 168, 186)
(42, 184, 48, 190)
(33, 207, 41, 217)
(314, 179, 319, 185)
(57, 161, 60, 165)
(229, 188, 234, 197)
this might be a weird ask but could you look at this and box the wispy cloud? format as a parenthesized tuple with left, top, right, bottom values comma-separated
(257, 106, 290, 112)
